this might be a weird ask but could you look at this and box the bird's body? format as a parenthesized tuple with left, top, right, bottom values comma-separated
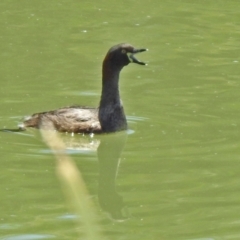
(20, 43, 147, 133)
(22, 106, 101, 133)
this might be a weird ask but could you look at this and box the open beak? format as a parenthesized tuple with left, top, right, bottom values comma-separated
(128, 48, 148, 65)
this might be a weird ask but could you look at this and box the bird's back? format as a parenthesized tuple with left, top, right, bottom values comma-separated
(21, 106, 101, 133)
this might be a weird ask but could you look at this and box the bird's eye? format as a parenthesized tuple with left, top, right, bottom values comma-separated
(121, 49, 127, 54)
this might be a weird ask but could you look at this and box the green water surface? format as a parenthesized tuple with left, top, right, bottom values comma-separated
(1, 1, 240, 239)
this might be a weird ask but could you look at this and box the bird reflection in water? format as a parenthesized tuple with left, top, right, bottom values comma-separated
(41, 125, 129, 222)
(97, 131, 128, 221)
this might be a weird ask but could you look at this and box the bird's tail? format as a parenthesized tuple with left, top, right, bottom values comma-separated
(0, 128, 24, 133)
(0, 123, 25, 133)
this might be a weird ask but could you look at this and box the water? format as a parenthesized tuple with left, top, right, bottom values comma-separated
(1, 0, 240, 239)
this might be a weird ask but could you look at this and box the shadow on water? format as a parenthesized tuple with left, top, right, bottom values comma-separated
(97, 131, 128, 221)
(54, 130, 129, 221)
(39, 126, 129, 238)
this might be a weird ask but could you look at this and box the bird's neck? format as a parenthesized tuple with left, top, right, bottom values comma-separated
(98, 63, 127, 132)
(100, 67, 121, 106)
